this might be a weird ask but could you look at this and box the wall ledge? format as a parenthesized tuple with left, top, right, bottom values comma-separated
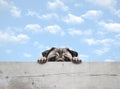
(0, 62, 120, 89)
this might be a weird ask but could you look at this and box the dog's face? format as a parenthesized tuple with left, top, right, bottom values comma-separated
(53, 48, 65, 61)
(53, 48, 72, 61)
(38, 47, 81, 64)
(42, 47, 78, 62)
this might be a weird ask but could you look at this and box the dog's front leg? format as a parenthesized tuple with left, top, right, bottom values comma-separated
(72, 57, 82, 64)
(37, 57, 47, 64)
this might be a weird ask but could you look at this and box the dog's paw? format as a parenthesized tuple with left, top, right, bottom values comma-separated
(72, 57, 82, 64)
(37, 57, 47, 64)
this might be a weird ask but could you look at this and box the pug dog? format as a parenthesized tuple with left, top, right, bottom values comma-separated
(37, 47, 82, 64)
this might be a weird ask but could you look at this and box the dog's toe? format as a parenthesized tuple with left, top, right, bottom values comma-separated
(37, 57, 47, 64)
(72, 57, 82, 64)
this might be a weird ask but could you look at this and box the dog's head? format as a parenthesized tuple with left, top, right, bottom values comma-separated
(42, 47, 78, 61)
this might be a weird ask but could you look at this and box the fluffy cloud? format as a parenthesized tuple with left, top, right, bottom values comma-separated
(87, 0, 117, 9)
(99, 22, 120, 33)
(87, 0, 120, 17)
(82, 10, 103, 20)
(0, 0, 9, 8)
(85, 33, 120, 47)
(26, 10, 59, 19)
(40, 13, 59, 19)
(74, 3, 81, 7)
(10, 6, 21, 18)
(33, 41, 50, 50)
(48, 0, 69, 11)
(26, 10, 40, 17)
(68, 29, 82, 36)
(25, 24, 65, 35)
(83, 29, 93, 36)
(63, 14, 84, 24)
(0, 31, 29, 43)
(95, 47, 110, 56)
(85, 38, 95, 45)
(44, 25, 65, 35)
(85, 38, 114, 46)
(0, 0, 21, 18)
(68, 28, 92, 36)
(25, 24, 42, 33)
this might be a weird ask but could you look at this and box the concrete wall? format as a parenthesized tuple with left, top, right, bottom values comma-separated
(0, 62, 120, 89)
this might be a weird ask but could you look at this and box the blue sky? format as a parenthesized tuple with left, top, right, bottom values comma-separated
(0, 0, 120, 62)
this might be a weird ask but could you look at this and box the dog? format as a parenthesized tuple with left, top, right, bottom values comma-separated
(37, 47, 82, 64)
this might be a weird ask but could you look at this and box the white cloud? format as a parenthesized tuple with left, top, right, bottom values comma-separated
(85, 33, 120, 47)
(85, 38, 114, 46)
(25, 24, 42, 33)
(87, 0, 117, 9)
(23, 53, 32, 58)
(33, 41, 51, 51)
(0, 31, 29, 43)
(97, 31, 106, 36)
(74, 3, 81, 7)
(40, 13, 59, 19)
(26, 10, 39, 17)
(99, 22, 120, 33)
(104, 59, 115, 62)
(10, 34, 29, 42)
(87, 0, 120, 17)
(85, 38, 96, 45)
(95, 47, 110, 56)
(10, 6, 21, 18)
(68, 29, 82, 36)
(48, 0, 69, 11)
(44, 25, 65, 35)
(26, 10, 59, 19)
(68, 28, 92, 36)
(63, 13, 84, 24)
(83, 29, 93, 36)
(0, 0, 21, 18)
(82, 10, 103, 20)
(0, 0, 9, 8)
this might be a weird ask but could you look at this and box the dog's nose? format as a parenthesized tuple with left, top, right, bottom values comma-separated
(57, 58, 64, 62)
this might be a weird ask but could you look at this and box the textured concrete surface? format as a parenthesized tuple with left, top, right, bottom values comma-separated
(0, 62, 120, 89)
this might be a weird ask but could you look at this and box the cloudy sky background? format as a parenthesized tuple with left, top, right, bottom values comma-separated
(0, 0, 120, 62)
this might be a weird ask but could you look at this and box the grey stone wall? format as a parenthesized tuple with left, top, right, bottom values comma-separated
(0, 62, 120, 89)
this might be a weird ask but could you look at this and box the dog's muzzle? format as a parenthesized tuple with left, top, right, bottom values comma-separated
(57, 58, 64, 62)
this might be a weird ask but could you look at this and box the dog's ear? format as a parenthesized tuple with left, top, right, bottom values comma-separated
(66, 48, 78, 57)
(42, 47, 56, 57)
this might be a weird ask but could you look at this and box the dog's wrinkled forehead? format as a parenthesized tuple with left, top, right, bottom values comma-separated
(62, 48, 68, 52)
(53, 48, 59, 52)
(55, 48, 68, 53)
